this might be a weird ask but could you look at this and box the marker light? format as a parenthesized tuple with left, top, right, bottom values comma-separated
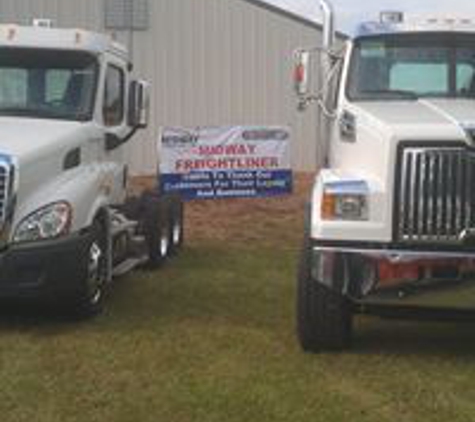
(293, 50, 310, 97)
(379, 11, 404, 24)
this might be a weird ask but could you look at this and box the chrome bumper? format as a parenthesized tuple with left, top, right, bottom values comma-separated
(311, 245, 475, 311)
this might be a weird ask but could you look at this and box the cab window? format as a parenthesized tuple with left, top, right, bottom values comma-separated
(0, 49, 98, 121)
(103, 65, 124, 126)
(348, 34, 475, 100)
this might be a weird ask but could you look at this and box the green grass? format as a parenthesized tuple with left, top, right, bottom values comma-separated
(2, 242, 475, 421)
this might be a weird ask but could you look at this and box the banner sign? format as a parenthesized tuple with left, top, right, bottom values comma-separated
(160, 126, 292, 200)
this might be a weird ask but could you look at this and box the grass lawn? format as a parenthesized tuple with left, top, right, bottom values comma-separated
(2, 175, 475, 421)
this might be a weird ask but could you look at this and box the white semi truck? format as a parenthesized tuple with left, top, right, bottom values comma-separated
(295, 2, 475, 351)
(0, 22, 184, 316)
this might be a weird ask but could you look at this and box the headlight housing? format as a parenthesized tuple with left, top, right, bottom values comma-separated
(321, 180, 369, 221)
(13, 202, 72, 244)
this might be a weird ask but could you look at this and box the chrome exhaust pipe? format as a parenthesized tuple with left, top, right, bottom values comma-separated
(318, 0, 335, 168)
(319, 0, 335, 51)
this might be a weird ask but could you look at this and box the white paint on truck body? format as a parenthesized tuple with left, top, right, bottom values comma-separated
(311, 26, 475, 243)
(0, 24, 127, 58)
(0, 24, 133, 243)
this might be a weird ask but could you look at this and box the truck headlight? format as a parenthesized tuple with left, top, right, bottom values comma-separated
(321, 180, 369, 221)
(13, 202, 72, 244)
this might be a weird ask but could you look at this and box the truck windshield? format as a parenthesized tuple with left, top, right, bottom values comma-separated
(0, 48, 98, 121)
(348, 33, 475, 101)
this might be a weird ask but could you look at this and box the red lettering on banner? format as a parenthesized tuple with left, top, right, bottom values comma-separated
(175, 157, 279, 172)
(197, 144, 257, 156)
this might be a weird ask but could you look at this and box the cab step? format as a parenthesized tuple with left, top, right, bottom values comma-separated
(112, 256, 148, 277)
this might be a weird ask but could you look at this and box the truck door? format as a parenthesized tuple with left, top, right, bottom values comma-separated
(101, 60, 130, 203)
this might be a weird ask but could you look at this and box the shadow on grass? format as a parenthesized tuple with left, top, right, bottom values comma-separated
(351, 316, 475, 357)
(3, 244, 475, 361)
(0, 248, 192, 332)
(0, 300, 94, 335)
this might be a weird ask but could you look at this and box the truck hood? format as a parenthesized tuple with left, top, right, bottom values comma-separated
(0, 117, 91, 160)
(349, 99, 475, 142)
(0, 117, 102, 212)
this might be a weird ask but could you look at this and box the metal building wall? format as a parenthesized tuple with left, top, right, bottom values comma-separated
(0, 0, 324, 175)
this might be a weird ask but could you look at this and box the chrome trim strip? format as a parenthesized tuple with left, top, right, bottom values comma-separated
(312, 245, 475, 262)
(0, 162, 10, 223)
(0, 155, 16, 247)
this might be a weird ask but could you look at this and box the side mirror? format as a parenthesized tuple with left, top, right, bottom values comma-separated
(293, 49, 311, 98)
(128, 80, 150, 129)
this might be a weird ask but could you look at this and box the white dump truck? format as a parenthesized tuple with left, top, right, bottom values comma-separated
(0, 22, 184, 316)
(295, 1, 475, 351)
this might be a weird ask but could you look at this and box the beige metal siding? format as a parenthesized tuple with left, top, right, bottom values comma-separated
(0, 0, 324, 175)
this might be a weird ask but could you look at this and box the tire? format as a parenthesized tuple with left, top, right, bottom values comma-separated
(167, 193, 184, 255)
(296, 235, 353, 352)
(142, 192, 170, 268)
(71, 220, 108, 318)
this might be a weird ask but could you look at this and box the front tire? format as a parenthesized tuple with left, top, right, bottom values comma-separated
(72, 220, 108, 318)
(296, 237, 353, 352)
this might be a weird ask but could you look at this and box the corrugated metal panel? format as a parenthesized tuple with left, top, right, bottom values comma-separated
(0, 0, 326, 174)
(0, 0, 102, 35)
(104, 0, 149, 31)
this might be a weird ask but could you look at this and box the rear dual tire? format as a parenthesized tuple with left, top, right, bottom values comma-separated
(142, 192, 184, 268)
(167, 193, 184, 255)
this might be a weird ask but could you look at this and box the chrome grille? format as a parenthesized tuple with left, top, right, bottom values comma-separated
(0, 162, 10, 224)
(396, 145, 475, 244)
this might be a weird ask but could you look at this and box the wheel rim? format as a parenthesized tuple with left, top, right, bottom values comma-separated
(87, 241, 104, 305)
(160, 231, 169, 257)
(360, 262, 378, 296)
(172, 221, 181, 245)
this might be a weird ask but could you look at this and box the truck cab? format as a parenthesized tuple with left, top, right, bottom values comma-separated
(0, 22, 183, 316)
(295, 3, 475, 351)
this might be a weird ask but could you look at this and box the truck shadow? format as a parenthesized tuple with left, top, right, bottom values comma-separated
(0, 300, 102, 329)
(352, 318, 475, 357)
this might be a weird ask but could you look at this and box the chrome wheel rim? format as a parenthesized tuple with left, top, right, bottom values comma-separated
(87, 241, 104, 305)
(172, 221, 181, 245)
(360, 262, 378, 296)
(160, 232, 169, 257)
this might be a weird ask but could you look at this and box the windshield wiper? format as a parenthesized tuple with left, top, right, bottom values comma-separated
(0, 106, 78, 120)
(0, 107, 37, 115)
(358, 89, 419, 101)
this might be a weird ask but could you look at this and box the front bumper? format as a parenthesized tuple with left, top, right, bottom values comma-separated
(0, 233, 90, 301)
(311, 243, 475, 312)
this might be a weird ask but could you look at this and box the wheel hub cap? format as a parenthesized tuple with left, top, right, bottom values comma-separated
(172, 222, 181, 245)
(87, 242, 103, 304)
(160, 233, 169, 257)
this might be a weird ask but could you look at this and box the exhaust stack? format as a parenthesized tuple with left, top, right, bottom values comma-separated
(320, 0, 335, 51)
(318, 0, 335, 168)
